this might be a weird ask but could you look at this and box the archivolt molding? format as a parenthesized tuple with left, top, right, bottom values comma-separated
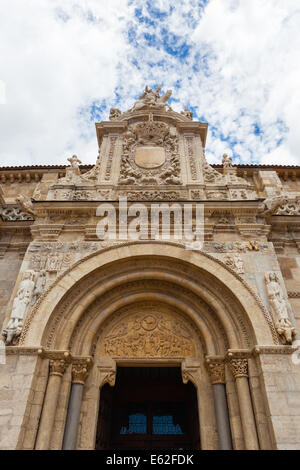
(19, 242, 278, 349)
(67, 282, 229, 357)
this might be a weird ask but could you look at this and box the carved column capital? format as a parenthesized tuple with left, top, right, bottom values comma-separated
(228, 358, 248, 379)
(49, 359, 68, 377)
(71, 358, 93, 385)
(205, 358, 225, 384)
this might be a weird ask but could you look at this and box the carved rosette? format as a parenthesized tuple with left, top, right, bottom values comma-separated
(49, 359, 68, 377)
(228, 358, 248, 379)
(71, 359, 92, 385)
(205, 359, 225, 384)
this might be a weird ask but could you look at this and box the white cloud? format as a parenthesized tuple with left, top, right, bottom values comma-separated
(0, 0, 299, 166)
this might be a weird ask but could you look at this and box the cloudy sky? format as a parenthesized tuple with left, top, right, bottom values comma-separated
(0, 0, 299, 167)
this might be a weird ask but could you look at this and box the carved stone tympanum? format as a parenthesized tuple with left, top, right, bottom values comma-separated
(100, 312, 196, 358)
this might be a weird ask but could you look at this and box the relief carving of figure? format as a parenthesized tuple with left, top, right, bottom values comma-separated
(31, 270, 46, 304)
(2, 270, 36, 345)
(265, 272, 296, 344)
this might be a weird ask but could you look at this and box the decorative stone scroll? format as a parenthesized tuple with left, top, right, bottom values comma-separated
(185, 136, 197, 180)
(276, 198, 300, 216)
(118, 190, 185, 201)
(0, 206, 34, 221)
(258, 194, 289, 217)
(100, 312, 196, 358)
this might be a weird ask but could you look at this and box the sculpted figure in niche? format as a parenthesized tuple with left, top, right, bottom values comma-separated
(265, 272, 296, 344)
(2, 270, 36, 345)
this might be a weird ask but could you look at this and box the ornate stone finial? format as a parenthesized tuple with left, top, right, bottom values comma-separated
(109, 108, 122, 121)
(228, 358, 248, 379)
(49, 359, 68, 377)
(205, 359, 225, 384)
(265, 271, 296, 344)
(71, 358, 92, 385)
(180, 108, 193, 120)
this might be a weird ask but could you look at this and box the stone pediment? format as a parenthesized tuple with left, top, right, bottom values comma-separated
(46, 86, 254, 202)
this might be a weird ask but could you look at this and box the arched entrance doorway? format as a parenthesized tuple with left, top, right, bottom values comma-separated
(96, 367, 200, 450)
(19, 243, 276, 450)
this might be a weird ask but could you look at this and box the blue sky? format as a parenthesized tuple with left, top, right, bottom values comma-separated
(0, 0, 299, 166)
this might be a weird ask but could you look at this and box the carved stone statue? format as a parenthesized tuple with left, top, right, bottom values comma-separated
(130, 86, 173, 112)
(265, 272, 296, 344)
(222, 153, 233, 168)
(58, 155, 83, 184)
(16, 194, 36, 217)
(2, 270, 36, 345)
(180, 108, 193, 120)
(109, 108, 122, 121)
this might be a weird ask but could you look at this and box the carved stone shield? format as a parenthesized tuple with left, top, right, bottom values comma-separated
(134, 146, 166, 169)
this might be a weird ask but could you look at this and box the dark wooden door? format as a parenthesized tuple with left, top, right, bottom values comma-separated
(95, 367, 200, 450)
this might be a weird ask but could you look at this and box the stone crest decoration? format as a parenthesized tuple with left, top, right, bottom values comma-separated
(119, 114, 181, 186)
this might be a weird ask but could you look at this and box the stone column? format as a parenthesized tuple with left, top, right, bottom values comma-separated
(228, 354, 259, 450)
(206, 359, 232, 450)
(182, 359, 218, 450)
(35, 354, 69, 450)
(62, 358, 92, 450)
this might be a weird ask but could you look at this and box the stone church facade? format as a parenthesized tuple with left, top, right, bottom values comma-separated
(0, 87, 300, 450)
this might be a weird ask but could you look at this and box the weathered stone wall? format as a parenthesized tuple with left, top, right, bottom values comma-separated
(0, 353, 39, 450)
(259, 353, 300, 450)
